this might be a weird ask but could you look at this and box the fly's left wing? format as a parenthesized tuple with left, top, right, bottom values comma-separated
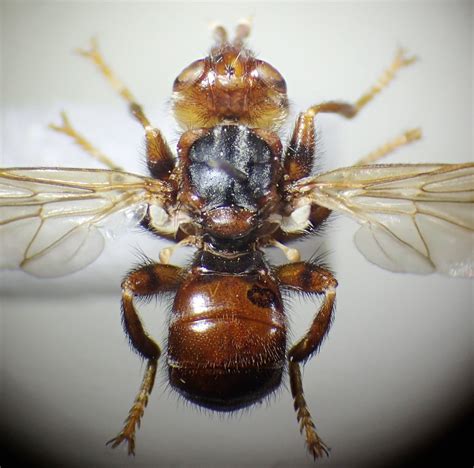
(0, 167, 171, 277)
(292, 163, 474, 277)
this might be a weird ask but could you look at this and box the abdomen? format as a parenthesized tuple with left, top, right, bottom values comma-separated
(167, 269, 286, 411)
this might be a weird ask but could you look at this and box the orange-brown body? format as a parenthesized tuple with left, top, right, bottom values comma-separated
(108, 22, 340, 459)
(168, 253, 286, 410)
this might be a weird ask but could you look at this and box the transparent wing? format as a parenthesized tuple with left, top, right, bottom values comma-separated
(0, 167, 169, 277)
(294, 163, 474, 277)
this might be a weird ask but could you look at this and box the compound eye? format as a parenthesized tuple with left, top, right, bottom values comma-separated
(173, 59, 206, 91)
(255, 61, 287, 94)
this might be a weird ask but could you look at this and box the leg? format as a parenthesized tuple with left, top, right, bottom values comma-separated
(306, 48, 417, 119)
(353, 48, 417, 111)
(275, 262, 337, 459)
(78, 39, 175, 179)
(107, 262, 183, 455)
(49, 112, 123, 170)
(107, 361, 157, 456)
(284, 48, 417, 182)
(355, 127, 422, 165)
(282, 110, 332, 235)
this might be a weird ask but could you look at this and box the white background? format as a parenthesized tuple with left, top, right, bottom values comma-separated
(1, 1, 472, 467)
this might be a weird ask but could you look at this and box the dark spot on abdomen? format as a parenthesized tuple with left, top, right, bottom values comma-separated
(247, 285, 277, 308)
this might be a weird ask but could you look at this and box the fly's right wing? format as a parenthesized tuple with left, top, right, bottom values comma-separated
(292, 163, 474, 277)
(0, 167, 171, 277)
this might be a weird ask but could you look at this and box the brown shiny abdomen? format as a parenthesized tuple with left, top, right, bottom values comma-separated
(167, 271, 286, 411)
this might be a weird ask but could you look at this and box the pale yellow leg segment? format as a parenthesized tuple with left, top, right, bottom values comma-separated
(306, 48, 417, 119)
(107, 360, 157, 456)
(49, 112, 123, 170)
(77, 39, 152, 132)
(355, 48, 418, 112)
(355, 127, 422, 165)
(77, 38, 136, 104)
